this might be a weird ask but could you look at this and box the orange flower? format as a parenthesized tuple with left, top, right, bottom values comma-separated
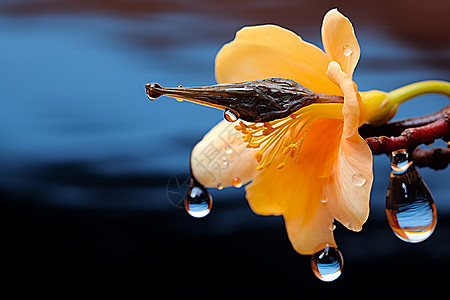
(191, 9, 373, 254)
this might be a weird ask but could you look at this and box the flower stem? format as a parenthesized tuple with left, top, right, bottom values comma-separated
(387, 80, 450, 105)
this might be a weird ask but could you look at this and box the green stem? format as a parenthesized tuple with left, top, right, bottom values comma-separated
(387, 80, 450, 105)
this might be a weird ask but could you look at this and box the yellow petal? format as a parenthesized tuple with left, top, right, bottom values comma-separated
(326, 61, 361, 138)
(324, 61, 373, 231)
(246, 119, 342, 254)
(246, 162, 336, 254)
(191, 120, 259, 188)
(323, 133, 373, 231)
(215, 24, 342, 95)
(321, 9, 360, 78)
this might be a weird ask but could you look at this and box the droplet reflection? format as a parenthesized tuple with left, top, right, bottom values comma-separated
(311, 246, 344, 282)
(224, 109, 239, 122)
(386, 150, 437, 243)
(232, 177, 242, 188)
(185, 177, 212, 218)
(343, 45, 352, 56)
(351, 173, 366, 187)
(224, 145, 233, 155)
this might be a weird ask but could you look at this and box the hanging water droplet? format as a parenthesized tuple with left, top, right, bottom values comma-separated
(343, 45, 352, 56)
(311, 246, 344, 282)
(224, 109, 239, 122)
(386, 149, 437, 243)
(320, 194, 328, 204)
(224, 145, 233, 155)
(232, 177, 242, 188)
(351, 173, 366, 187)
(185, 176, 212, 218)
(216, 183, 223, 190)
(145, 83, 163, 101)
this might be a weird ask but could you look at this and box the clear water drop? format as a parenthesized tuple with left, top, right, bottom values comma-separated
(328, 223, 336, 231)
(232, 177, 242, 188)
(320, 194, 328, 204)
(224, 109, 239, 122)
(185, 177, 212, 218)
(216, 183, 223, 190)
(351, 173, 366, 187)
(145, 83, 163, 101)
(386, 149, 437, 243)
(224, 145, 233, 155)
(311, 246, 343, 282)
(343, 45, 352, 56)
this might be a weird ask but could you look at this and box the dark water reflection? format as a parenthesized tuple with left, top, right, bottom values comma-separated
(0, 0, 449, 294)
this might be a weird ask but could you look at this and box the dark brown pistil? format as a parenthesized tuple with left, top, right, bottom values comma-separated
(145, 78, 344, 122)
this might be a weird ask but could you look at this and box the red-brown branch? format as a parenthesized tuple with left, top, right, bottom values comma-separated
(362, 106, 450, 155)
(413, 147, 450, 170)
(359, 105, 449, 139)
(365, 117, 450, 154)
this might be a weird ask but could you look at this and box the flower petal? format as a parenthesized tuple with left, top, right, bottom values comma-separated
(325, 61, 373, 231)
(246, 161, 337, 254)
(323, 134, 373, 231)
(245, 119, 342, 254)
(321, 9, 360, 78)
(191, 120, 259, 188)
(215, 24, 342, 95)
(326, 61, 361, 138)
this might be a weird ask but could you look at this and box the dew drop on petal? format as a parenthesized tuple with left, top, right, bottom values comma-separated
(328, 223, 336, 231)
(224, 145, 233, 155)
(351, 173, 366, 187)
(224, 109, 238, 122)
(320, 194, 327, 204)
(232, 177, 242, 188)
(343, 45, 352, 56)
(311, 247, 344, 282)
(386, 150, 437, 243)
(185, 178, 212, 218)
(216, 183, 223, 190)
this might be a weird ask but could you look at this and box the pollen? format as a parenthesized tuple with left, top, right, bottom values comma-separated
(235, 109, 316, 171)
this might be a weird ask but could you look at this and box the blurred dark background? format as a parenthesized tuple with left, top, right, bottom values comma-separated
(0, 0, 449, 295)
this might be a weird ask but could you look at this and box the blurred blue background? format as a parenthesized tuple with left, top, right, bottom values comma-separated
(0, 0, 449, 295)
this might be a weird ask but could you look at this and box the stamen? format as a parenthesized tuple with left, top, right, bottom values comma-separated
(234, 107, 316, 170)
(233, 103, 344, 171)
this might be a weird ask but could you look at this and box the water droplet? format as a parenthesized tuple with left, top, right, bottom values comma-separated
(351, 173, 366, 187)
(145, 83, 163, 101)
(328, 223, 336, 231)
(232, 177, 242, 188)
(320, 194, 328, 204)
(386, 150, 437, 243)
(185, 177, 212, 218)
(224, 109, 239, 122)
(177, 85, 183, 88)
(224, 145, 233, 155)
(216, 183, 223, 190)
(343, 45, 352, 56)
(311, 247, 344, 282)
(390, 149, 412, 174)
